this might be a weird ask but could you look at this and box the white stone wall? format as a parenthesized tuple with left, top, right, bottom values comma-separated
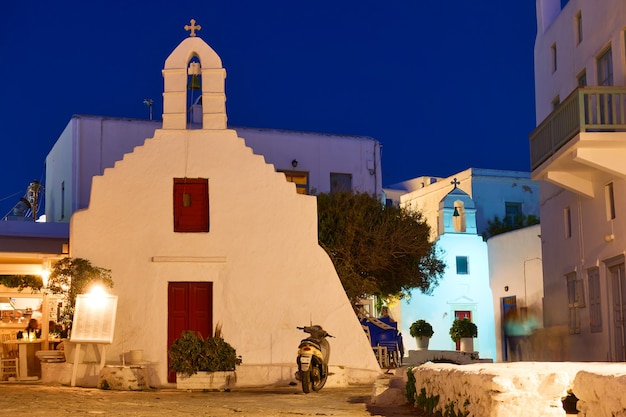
(408, 362, 626, 417)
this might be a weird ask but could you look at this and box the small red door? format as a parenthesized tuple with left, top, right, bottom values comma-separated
(167, 282, 212, 382)
(454, 310, 472, 350)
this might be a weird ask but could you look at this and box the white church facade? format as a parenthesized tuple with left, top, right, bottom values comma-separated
(530, 0, 626, 361)
(387, 168, 542, 362)
(55, 28, 383, 386)
(399, 183, 496, 360)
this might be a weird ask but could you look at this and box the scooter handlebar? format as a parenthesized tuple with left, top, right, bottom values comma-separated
(297, 325, 334, 338)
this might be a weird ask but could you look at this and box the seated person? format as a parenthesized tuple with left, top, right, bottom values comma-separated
(17, 318, 42, 339)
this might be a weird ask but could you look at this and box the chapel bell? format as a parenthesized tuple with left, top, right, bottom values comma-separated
(188, 62, 201, 90)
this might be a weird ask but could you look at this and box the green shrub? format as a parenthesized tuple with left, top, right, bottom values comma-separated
(449, 319, 478, 343)
(169, 325, 242, 377)
(409, 319, 434, 338)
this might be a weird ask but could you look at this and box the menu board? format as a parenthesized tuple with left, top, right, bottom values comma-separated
(70, 294, 118, 343)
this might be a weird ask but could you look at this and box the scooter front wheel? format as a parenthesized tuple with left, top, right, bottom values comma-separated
(301, 370, 312, 393)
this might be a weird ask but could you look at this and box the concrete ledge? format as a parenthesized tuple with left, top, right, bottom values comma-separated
(41, 362, 101, 387)
(408, 362, 626, 417)
(405, 349, 494, 365)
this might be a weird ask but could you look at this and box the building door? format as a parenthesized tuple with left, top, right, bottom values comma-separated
(454, 310, 472, 350)
(167, 282, 213, 382)
(501, 296, 517, 361)
(609, 263, 626, 361)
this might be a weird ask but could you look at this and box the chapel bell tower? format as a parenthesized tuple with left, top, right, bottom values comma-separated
(161, 19, 227, 130)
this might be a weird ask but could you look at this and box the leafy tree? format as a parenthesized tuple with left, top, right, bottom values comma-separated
(0, 275, 43, 291)
(317, 191, 445, 306)
(47, 257, 114, 329)
(483, 213, 540, 239)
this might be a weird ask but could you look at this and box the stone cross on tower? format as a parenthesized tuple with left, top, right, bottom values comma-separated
(451, 178, 460, 188)
(184, 19, 201, 37)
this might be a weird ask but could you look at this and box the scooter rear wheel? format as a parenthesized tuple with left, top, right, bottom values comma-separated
(311, 358, 328, 392)
(301, 370, 312, 393)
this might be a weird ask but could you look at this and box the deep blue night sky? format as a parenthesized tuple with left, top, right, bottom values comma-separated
(0, 1, 538, 217)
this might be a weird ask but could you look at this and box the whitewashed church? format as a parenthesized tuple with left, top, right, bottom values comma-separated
(62, 24, 381, 386)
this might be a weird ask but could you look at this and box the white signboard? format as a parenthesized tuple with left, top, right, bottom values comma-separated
(70, 294, 118, 344)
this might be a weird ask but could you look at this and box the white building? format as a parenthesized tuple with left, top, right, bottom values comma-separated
(487, 225, 543, 362)
(391, 168, 541, 361)
(400, 183, 496, 360)
(44, 117, 382, 223)
(388, 168, 539, 240)
(63, 31, 382, 387)
(530, 0, 626, 361)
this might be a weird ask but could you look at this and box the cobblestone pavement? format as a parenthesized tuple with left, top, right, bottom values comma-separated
(0, 382, 420, 417)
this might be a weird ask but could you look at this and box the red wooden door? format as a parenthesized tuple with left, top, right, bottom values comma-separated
(454, 310, 472, 350)
(167, 282, 213, 382)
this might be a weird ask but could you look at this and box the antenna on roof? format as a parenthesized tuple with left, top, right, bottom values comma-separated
(143, 99, 154, 121)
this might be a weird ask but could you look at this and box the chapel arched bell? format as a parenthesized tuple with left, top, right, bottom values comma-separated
(188, 62, 201, 90)
(188, 74, 201, 90)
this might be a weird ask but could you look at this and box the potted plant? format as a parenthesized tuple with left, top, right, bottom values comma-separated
(449, 318, 478, 352)
(409, 319, 434, 350)
(168, 323, 242, 390)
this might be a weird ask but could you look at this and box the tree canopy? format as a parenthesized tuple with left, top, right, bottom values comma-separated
(482, 213, 540, 239)
(48, 257, 114, 329)
(317, 191, 445, 306)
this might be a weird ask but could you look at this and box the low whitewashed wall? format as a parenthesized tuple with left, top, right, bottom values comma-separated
(572, 365, 626, 416)
(408, 362, 626, 417)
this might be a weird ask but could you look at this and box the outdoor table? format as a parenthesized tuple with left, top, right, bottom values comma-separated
(3, 339, 43, 380)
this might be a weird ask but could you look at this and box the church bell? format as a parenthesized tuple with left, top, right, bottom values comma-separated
(188, 62, 201, 90)
(188, 74, 201, 90)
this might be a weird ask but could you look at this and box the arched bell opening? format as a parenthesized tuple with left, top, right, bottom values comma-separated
(187, 56, 202, 128)
(453, 201, 466, 233)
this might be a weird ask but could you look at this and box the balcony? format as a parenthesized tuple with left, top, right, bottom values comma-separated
(530, 86, 626, 172)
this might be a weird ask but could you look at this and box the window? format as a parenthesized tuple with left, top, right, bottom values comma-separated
(330, 173, 352, 193)
(597, 48, 613, 86)
(588, 267, 602, 333)
(456, 256, 469, 275)
(280, 171, 309, 194)
(505, 202, 522, 227)
(564, 206, 572, 238)
(566, 272, 581, 334)
(575, 12, 583, 45)
(605, 182, 616, 220)
(173, 178, 209, 232)
(551, 43, 557, 73)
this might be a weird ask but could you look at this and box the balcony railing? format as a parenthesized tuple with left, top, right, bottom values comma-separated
(529, 86, 626, 171)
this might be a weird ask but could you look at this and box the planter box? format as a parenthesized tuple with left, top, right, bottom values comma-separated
(176, 371, 236, 390)
(460, 338, 474, 352)
(415, 336, 430, 350)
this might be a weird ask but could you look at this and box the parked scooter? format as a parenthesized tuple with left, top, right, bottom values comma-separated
(295, 325, 333, 393)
